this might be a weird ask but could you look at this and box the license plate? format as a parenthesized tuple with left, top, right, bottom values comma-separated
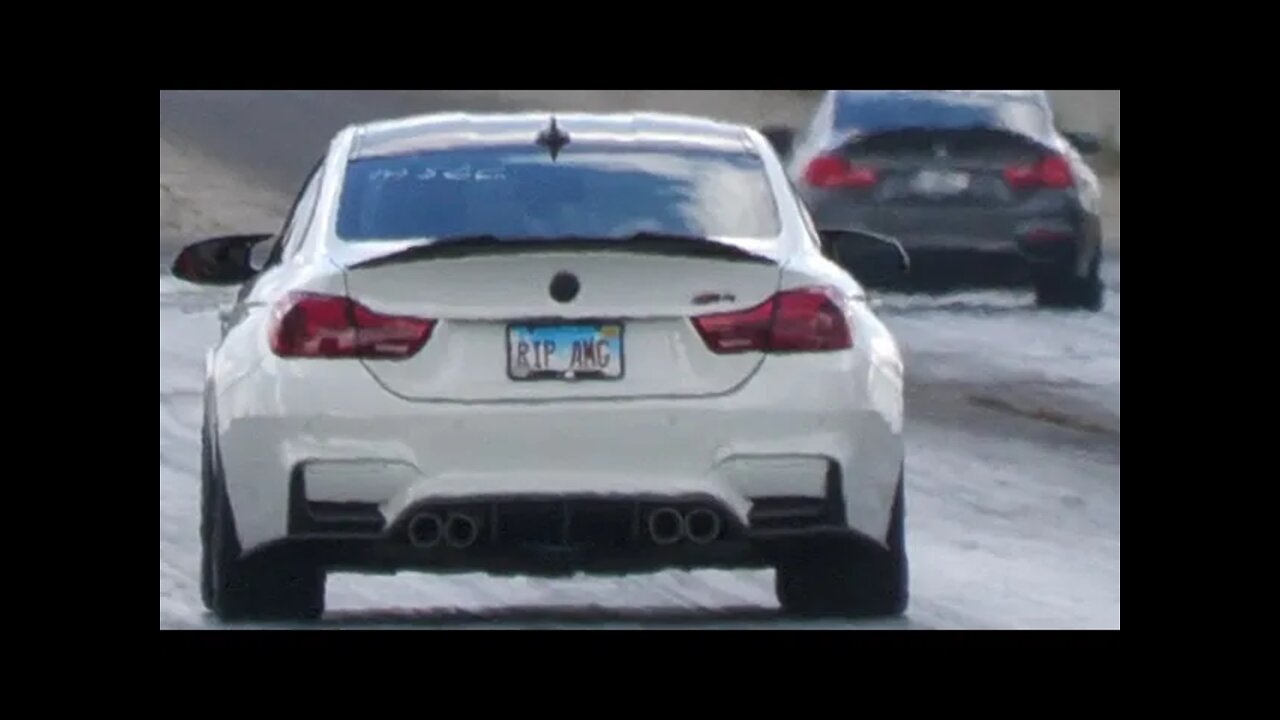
(911, 169, 971, 196)
(507, 323, 624, 381)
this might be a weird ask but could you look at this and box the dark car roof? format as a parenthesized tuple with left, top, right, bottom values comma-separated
(828, 89, 1055, 143)
(350, 112, 755, 159)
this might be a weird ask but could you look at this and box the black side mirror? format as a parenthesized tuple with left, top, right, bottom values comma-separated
(171, 233, 275, 286)
(818, 227, 911, 286)
(1062, 131, 1103, 155)
(759, 125, 796, 160)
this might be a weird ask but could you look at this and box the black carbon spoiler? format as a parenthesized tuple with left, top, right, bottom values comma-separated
(348, 232, 781, 270)
(832, 124, 1057, 155)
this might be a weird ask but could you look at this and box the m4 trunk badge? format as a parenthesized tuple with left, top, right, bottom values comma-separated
(692, 292, 736, 306)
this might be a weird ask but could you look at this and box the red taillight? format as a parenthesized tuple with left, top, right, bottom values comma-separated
(1004, 153, 1073, 190)
(268, 292, 435, 360)
(692, 287, 853, 354)
(804, 153, 878, 189)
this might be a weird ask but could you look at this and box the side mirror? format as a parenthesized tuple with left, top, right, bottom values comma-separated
(1062, 131, 1103, 155)
(759, 125, 796, 160)
(818, 227, 911, 287)
(171, 233, 275, 286)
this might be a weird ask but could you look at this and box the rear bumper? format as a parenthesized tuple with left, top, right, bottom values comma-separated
(806, 198, 1087, 290)
(264, 464, 861, 577)
(870, 246, 1077, 291)
(215, 349, 906, 561)
(249, 530, 866, 578)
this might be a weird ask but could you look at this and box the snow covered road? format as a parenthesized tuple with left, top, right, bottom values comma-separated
(159, 91, 1120, 629)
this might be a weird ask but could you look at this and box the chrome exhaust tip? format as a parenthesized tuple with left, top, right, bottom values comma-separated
(684, 508, 722, 545)
(408, 512, 444, 549)
(647, 507, 685, 546)
(444, 512, 481, 549)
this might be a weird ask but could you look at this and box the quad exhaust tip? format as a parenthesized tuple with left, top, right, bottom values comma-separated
(647, 507, 685, 545)
(684, 508, 722, 545)
(413, 506, 721, 548)
(444, 512, 481, 549)
(408, 512, 444, 548)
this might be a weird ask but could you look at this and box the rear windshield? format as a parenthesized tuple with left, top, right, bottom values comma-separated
(834, 92, 1052, 139)
(335, 145, 781, 241)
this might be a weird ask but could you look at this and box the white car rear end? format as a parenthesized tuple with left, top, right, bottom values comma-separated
(185, 112, 909, 622)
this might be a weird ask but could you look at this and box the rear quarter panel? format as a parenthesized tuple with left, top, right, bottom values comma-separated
(209, 256, 352, 543)
(777, 247, 906, 532)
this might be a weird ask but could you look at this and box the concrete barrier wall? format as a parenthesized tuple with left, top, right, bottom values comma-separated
(1047, 91, 1120, 151)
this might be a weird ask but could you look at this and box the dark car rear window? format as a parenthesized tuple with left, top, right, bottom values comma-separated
(833, 92, 1051, 139)
(335, 144, 782, 242)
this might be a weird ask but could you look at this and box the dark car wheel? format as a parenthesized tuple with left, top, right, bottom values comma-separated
(200, 424, 325, 623)
(1035, 252, 1104, 311)
(775, 471, 909, 619)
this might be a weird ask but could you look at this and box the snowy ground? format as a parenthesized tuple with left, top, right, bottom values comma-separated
(159, 90, 1120, 629)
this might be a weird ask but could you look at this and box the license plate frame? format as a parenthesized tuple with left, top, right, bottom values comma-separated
(910, 169, 972, 197)
(505, 321, 626, 382)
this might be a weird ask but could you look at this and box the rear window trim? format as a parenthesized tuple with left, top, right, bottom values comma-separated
(333, 143, 786, 244)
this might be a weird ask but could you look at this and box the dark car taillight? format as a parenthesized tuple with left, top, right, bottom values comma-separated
(804, 153, 879, 189)
(1004, 153, 1073, 190)
(692, 287, 853, 354)
(268, 292, 435, 360)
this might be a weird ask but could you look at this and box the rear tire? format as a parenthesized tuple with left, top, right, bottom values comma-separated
(199, 423, 216, 609)
(774, 472, 909, 619)
(200, 423, 325, 623)
(1035, 252, 1104, 311)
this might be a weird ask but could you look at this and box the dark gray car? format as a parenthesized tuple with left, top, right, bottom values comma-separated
(761, 90, 1107, 310)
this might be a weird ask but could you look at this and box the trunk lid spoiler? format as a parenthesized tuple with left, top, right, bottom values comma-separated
(340, 232, 783, 271)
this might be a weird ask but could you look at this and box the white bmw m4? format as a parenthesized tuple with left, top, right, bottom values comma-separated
(173, 112, 911, 622)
